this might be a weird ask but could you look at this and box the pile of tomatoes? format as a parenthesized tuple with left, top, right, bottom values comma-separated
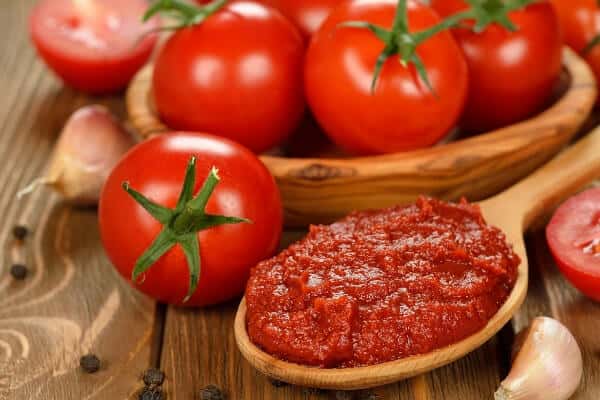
(156, 0, 565, 155)
(32, 0, 580, 156)
(28, 0, 600, 306)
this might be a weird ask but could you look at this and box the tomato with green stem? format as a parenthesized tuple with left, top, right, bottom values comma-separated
(430, 0, 562, 133)
(146, 0, 305, 154)
(546, 188, 600, 302)
(551, 0, 600, 89)
(304, 0, 469, 155)
(99, 133, 283, 306)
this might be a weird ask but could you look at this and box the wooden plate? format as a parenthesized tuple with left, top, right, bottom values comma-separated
(126, 47, 596, 227)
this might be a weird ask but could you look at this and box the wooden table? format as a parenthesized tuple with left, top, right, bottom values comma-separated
(1, 1, 599, 399)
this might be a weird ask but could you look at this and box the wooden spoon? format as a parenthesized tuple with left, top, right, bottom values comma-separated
(234, 126, 600, 390)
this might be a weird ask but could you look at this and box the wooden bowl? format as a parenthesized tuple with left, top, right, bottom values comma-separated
(126, 47, 596, 227)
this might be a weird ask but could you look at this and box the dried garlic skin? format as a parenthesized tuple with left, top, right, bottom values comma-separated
(21, 105, 135, 204)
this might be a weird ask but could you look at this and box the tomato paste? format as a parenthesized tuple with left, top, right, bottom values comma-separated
(245, 197, 519, 368)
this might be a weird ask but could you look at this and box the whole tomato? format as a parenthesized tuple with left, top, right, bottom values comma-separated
(197, 0, 344, 38)
(99, 133, 283, 306)
(551, 0, 600, 87)
(305, 0, 469, 155)
(430, 0, 562, 133)
(151, 0, 305, 153)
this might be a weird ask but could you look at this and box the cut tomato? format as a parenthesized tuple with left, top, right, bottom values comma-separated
(29, 0, 158, 94)
(546, 188, 600, 301)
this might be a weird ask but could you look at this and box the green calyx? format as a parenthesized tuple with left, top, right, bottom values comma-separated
(122, 157, 251, 303)
(143, 0, 227, 28)
(459, 0, 538, 33)
(337, 0, 536, 94)
(337, 0, 440, 94)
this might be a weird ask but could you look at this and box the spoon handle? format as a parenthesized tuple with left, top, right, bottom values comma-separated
(485, 125, 600, 230)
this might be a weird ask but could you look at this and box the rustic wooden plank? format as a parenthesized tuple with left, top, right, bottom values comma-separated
(0, 201, 156, 400)
(0, 1, 157, 399)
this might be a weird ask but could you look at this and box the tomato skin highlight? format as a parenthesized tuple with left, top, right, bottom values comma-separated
(430, 0, 562, 133)
(99, 132, 283, 307)
(551, 0, 600, 90)
(256, 0, 344, 38)
(153, 1, 305, 154)
(304, 0, 468, 155)
(546, 188, 600, 302)
(29, 0, 157, 94)
(197, 0, 344, 38)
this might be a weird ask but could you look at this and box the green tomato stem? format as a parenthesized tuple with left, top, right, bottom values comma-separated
(122, 157, 251, 303)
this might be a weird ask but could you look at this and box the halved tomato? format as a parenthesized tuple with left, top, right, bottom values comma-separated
(546, 188, 600, 301)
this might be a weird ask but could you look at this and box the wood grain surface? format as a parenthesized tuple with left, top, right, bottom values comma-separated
(1, 1, 599, 399)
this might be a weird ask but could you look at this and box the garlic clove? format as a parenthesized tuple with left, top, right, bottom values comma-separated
(19, 105, 136, 205)
(495, 316, 583, 400)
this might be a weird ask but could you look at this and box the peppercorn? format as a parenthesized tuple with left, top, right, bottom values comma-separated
(12, 225, 29, 240)
(199, 384, 225, 400)
(79, 354, 100, 373)
(139, 386, 164, 400)
(143, 368, 165, 386)
(10, 264, 28, 280)
(269, 378, 288, 388)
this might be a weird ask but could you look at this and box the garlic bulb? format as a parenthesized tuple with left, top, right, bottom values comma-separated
(495, 316, 583, 400)
(18, 105, 135, 204)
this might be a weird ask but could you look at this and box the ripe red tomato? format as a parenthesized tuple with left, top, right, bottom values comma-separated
(546, 188, 600, 302)
(551, 0, 600, 87)
(99, 132, 283, 306)
(304, 0, 468, 155)
(153, 1, 305, 153)
(430, 0, 562, 133)
(29, 0, 158, 94)
(196, 0, 343, 37)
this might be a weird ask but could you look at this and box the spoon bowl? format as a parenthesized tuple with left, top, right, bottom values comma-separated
(234, 127, 600, 390)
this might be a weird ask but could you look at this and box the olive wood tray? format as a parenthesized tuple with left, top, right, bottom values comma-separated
(126, 47, 596, 227)
(233, 125, 600, 390)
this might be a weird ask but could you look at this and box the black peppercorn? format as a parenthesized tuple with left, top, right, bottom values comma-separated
(199, 384, 225, 400)
(79, 354, 100, 373)
(12, 225, 29, 240)
(269, 378, 288, 388)
(10, 264, 28, 280)
(143, 368, 165, 386)
(139, 386, 164, 400)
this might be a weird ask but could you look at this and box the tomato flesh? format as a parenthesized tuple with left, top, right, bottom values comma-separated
(305, 0, 468, 155)
(99, 132, 283, 306)
(29, 0, 158, 94)
(153, 1, 305, 154)
(546, 188, 600, 301)
(431, 0, 562, 133)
